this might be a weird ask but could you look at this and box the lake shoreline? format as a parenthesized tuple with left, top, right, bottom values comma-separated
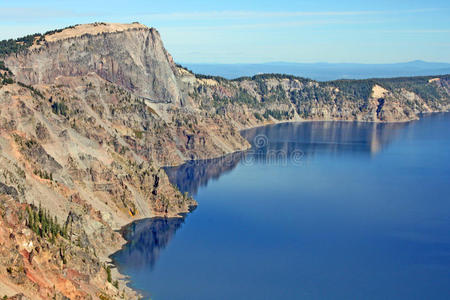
(109, 111, 450, 299)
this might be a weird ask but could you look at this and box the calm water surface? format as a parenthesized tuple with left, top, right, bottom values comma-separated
(113, 114, 450, 300)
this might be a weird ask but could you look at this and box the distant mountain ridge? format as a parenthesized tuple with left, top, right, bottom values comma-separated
(183, 61, 450, 81)
(0, 22, 449, 299)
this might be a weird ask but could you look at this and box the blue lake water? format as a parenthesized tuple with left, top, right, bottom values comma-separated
(113, 113, 450, 300)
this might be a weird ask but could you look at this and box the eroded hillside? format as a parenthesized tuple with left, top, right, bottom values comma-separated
(185, 73, 450, 125)
(0, 22, 449, 299)
(0, 22, 249, 299)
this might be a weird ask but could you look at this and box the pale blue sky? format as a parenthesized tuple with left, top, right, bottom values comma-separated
(0, 0, 449, 63)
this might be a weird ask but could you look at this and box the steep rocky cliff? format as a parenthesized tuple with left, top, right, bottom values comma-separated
(0, 22, 253, 299)
(0, 22, 449, 299)
(0, 194, 140, 299)
(184, 73, 450, 127)
(5, 23, 183, 105)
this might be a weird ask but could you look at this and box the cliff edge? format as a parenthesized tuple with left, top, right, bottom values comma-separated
(5, 23, 183, 105)
(0, 22, 449, 299)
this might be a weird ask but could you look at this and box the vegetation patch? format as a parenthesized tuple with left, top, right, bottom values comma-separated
(263, 109, 291, 120)
(17, 81, 44, 98)
(0, 60, 10, 72)
(33, 169, 53, 181)
(233, 73, 310, 83)
(133, 129, 144, 139)
(325, 79, 375, 101)
(0, 33, 40, 56)
(51, 101, 69, 116)
(254, 112, 263, 121)
(1, 77, 14, 85)
(26, 203, 69, 243)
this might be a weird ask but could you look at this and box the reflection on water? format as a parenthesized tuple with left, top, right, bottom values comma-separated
(116, 121, 410, 271)
(112, 217, 185, 271)
(242, 121, 408, 157)
(165, 152, 244, 196)
(113, 114, 450, 300)
(167, 121, 408, 195)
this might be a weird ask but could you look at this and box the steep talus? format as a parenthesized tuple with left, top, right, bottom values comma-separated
(0, 78, 198, 299)
(0, 22, 250, 299)
(0, 194, 140, 299)
(0, 22, 449, 299)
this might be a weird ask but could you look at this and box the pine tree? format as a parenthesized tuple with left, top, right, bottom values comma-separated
(38, 203, 42, 222)
(53, 216, 59, 237)
(106, 266, 112, 283)
(32, 209, 39, 234)
(62, 222, 68, 239)
(26, 206, 33, 228)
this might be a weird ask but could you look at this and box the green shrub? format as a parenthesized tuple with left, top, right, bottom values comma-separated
(2, 77, 14, 85)
(51, 102, 69, 116)
(254, 112, 263, 121)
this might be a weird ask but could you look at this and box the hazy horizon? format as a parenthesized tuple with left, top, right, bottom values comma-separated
(181, 60, 450, 81)
(180, 59, 450, 65)
(0, 0, 449, 64)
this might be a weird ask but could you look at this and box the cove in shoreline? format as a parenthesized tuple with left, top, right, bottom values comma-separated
(112, 113, 450, 299)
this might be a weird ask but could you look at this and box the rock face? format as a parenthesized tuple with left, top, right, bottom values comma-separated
(184, 74, 450, 126)
(0, 194, 140, 300)
(0, 22, 449, 299)
(5, 23, 183, 105)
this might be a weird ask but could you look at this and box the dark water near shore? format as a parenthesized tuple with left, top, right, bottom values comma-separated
(113, 114, 450, 300)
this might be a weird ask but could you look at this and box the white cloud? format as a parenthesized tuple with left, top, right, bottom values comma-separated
(138, 8, 437, 21)
(381, 29, 450, 33)
(158, 18, 385, 32)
